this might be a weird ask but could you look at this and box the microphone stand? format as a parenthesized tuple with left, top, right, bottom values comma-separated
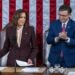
(13, 37, 17, 74)
(15, 60, 16, 73)
(14, 50, 16, 74)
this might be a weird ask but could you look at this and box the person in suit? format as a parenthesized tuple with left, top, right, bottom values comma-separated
(47, 5, 75, 67)
(0, 9, 37, 66)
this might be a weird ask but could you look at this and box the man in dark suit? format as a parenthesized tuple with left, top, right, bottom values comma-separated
(47, 5, 75, 67)
(0, 9, 37, 66)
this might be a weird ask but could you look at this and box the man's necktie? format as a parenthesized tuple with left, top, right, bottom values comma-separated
(62, 23, 65, 32)
(60, 23, 65, 57)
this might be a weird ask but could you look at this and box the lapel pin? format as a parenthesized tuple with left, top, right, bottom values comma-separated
(68, 26, 70, 28)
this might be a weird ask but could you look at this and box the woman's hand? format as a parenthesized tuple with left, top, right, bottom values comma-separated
(27, 59, 33, 64)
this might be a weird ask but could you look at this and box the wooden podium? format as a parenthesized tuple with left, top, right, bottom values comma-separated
(0, 67, 46, 75)
(0, 67, 75, 75)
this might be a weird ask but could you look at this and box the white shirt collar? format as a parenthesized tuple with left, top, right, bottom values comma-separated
(17, 25, 24, 30)
(62, 19, 69, 28)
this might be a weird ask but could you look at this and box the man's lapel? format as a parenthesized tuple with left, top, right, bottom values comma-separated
(65, 19, 71, 32)
(57, 20, 62, 33)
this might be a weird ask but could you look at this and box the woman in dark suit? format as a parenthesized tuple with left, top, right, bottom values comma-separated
(0, 9, 37, 66)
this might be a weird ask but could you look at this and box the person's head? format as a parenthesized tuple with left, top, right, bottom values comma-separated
(59, 4, 72, 23)
(11, 9, 28, 27)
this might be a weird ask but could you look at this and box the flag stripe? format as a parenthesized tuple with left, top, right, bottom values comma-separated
(23, 0, 29, 13)
(70, 0, 75, 20)
(36, 0, 43, 64)
(43, 0, 50, 65)
(29, 0, 36, 31)
(16, 0, 23, 10)
(56, 0, 64, 19)
(64, 0, 70, 5)
(0, 0, 2, 31)
(9, 0, 16, 22)
(50, 0, 56, 21)
(43, 0, 50, 33)
(23, 0, 29, 23)
(2, 0, 9, 28)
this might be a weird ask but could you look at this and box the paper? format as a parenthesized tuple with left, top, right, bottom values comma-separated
(0, 67, 6, 71)
(68, 72, 75, 75)
(22, 67, 39, 72)
(16, 60, 33, 66)
(21, 67, 46, 73)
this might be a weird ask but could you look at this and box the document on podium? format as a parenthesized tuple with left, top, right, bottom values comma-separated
(21, 67, 46, 73)
(0, 67, 6, 71)
(22, 67, 39, 72)
(16, 60, 33, 66)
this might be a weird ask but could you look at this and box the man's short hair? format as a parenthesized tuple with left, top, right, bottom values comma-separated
(59, 5, 72, 14)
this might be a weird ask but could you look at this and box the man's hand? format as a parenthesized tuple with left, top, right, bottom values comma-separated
(59, 31, 68, 40)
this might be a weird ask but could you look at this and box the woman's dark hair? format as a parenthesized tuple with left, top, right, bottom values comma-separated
(59, 4, 72, 14)
(10, 9, 28, 26)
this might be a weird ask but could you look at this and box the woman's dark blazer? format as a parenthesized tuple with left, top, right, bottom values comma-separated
(0, 24, 37, 66)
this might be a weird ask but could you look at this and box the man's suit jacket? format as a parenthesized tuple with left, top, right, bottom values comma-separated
(47, 19, 75, 67)
(0, 24, 37, 66)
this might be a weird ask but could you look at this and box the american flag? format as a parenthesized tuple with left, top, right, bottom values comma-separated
(0, 0, 75, 65)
